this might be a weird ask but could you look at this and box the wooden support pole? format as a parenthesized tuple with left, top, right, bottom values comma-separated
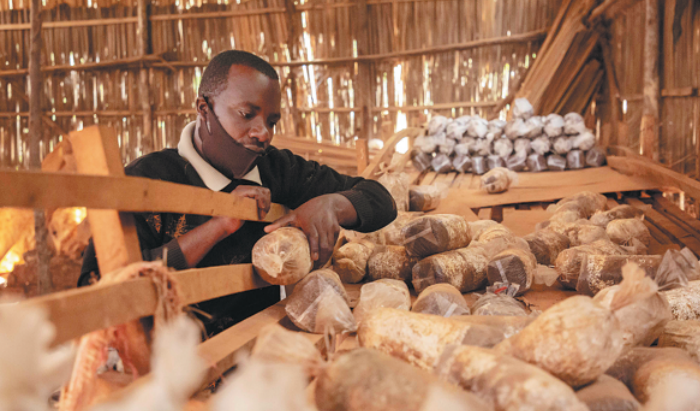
(599, 35, 621, 147)
(137, 0, 154, 155)
(283, 0, 301, 136)
(640, 0, 660, 161)
(356, 0, 372, 171)
(28, 0, 52, 296)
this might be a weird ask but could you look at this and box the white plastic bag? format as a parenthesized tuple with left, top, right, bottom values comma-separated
(524, 116, 544, 139)
(513, 98, 534, 120)
(572, 130, 596, 151)
(505, 118, 527, 140)
(467, 117, 489, 139)
(544, 113, 565, 137)
(354, 279, 411, 325)
(493, 138, 514, 159)
(531, 136, 551, 156)
(428, 115, 449, 135)
(553, 136, 573, 155)
(480, 167, 518, 194)
(564, 112, 587, 135)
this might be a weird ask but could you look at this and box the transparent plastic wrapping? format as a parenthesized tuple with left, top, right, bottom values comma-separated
(513, 138, 531, 154)
(553, 136, 573, 155)
(556, 239, 627, 289)
(252, 227, 313, 286)
(471, 292, 528, 316)
(524, 116, 544, 139)
(547, 220, 607, 246)
(531, 136, 551, 155)
(469, 220, 501, 241)
(643, 372, 700, 411)
(655, 247, 700, 288)
(606, 219, 651, 247)
(412, 151, 434, 173)
(353, 279, 411, 325)
(438, 139, 456, 156)
(547, 154, 567, 171)
(431, 154, 453, 174)
(415, 136, 437, 154)
(452, 154, 472, 173)
(428, 115, 450, 135)
(488, 119, 506, 133)
(332, 239, 376, 284)
(572, 131, 596, 151)
(544, 113, 565, 137)
(367, 245, 419, 282)
(566, 150, 585, 169)
(577, 254, 662, 296)
(496, 262, 660, 387)
(445, 120, 469, 141)
(474, 224, 515, 245)
(506, 151, 528, 172)
(466, 117, 489, 139)
(662, 280, 700, 320)
(657, 320, 700, 361)
(473, 138, 491, 156)
(527, 153, 548, 172)
(412, 284, 471, 317)
(564, 112, 587, 135)
(486, 155, 506, 170)
(586, 147, 607, 167)
(454, 142, 471, 157)
(471, 156, 488, 175)
(315, 348, 490, 411)
(400, 214, 472, 257)
(548, 202, 588, 224)
(549, 191, 608, 217)
(411, 246, 489, 294)
(486, 247, 537, 295)
(590, 205, 644, 227)
(575, 375, 641, 411)
(434, 345, 588, 411)
(251, 324, 324, 372)
(358, 308, 507, 371)
(285, 269, 356, 334)
(480, 167, 518, 194)
(409, 184, 447, 212)
(524, 229, 570, 266)
(493, 138, 513, 159)
(513, 98, 534, 120)
(378, 172, 412, 212)
(504, 118, 527, 140)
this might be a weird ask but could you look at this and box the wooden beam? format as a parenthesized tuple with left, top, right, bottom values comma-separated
(599, 35, 621, 147)
(0, 16, 138, 31)
(356, 138, 370, 175)
(640, 0, 660, 161)
(360, 127, 422, 179)
(0, 170, 288, 223)
(607, 155, 700, 201)
(625, 197, 700, 256)
(661, 87, 698, 97)
(23, 264, 270, 346)
(137, 0, 154, 154)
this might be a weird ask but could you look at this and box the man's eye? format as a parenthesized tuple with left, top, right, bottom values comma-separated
(241, 111, 254, 119)
(269, 121, 278, 128)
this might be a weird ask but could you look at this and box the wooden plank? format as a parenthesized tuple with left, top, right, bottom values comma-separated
(356, 138, 370, 175)
(0, 170, 287, 223)
(640, 0, 660, 161)
(501, 209, 552, 236)
(652, 193, 700, 234)
(661, 87, 698, 97)
(361, 127, 422, 180)
(625, 198, 700, 256)
(477, 208, 493, 221)
(608, 155, 700, 202)
(23, 264, 270, 346)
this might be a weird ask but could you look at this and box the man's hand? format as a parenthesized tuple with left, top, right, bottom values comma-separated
(265, 194, 358, 268)
(232, 185, 271, 220)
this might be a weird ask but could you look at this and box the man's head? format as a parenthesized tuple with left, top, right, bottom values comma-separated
(195, 51, 281, 169)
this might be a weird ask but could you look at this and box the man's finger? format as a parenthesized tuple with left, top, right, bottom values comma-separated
(264, 213, 296, 233)
(308, 228, 320, 262)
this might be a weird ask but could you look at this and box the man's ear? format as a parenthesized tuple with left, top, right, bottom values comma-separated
(196, 96, 209, 116)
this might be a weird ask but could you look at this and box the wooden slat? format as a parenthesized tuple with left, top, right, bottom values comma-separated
(0, 170, 287, 223)
(23, 264, 270, 346)
(501, 209, 552, 236)
(608, 156, 700, 201)
(625, 197, 700, 256)
(361, 127, 422, 180)
(477, 208, 493, 220)
(651, 193, 700, 235)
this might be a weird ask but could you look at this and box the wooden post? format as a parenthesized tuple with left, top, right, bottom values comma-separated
(641, 0, 660, 161)
(283, 0, 301, 136)
(356, 0, 372, 172)
(28, 0, 53, 295)
(137, 0, 153, 155)
(600, 36, 621, 147)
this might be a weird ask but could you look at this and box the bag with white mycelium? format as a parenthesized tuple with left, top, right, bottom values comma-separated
(467, 117, 489, 139)
(544, 113, 565, 137)
(513, 98, 534, 120)
(524, 116, 544, 139)
(564, 112, 587, 135)
(480, 167, 518, 194)
(428, 115, 450, 135)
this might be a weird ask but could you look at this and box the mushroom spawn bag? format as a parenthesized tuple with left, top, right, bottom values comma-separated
(556, 239, 626, 289)
(486, 155, 506, 170)
(524, 229, 570, 266)
(493, 138, 513, 159)
(506, 151, 528, 172)
(513, 138, 531, 155)
(606, 219, 651, 248)
(527, 153, 548, 172)
(575, 375, 640, 411)
(409, 184, 447, 212)
(446, 120, 469, 141)
(480, 167, 518, 194)
(572, 131, 596, 151)
(553, 136, 573, 155)
(544, 113, 565, 137)
(512, 98, 534, 120)
(548, 191, 608, 218)
(496, 261, 660, 387)
(412, 151, 433, 172)
(252, 227, 313, 285)
(411, 245, 489, 294)
(531, 136, 551, 155)
(414, 136, 437, 154)
(412, 283, 470, 317)
(332, 239, 376, 284)
(469, 220, 502, 241)
(504, 118, 527, 140)
(353, 279, 411, 325)
(453, 154, 472, 173)
(547, 154, 567, 171)
(524, 116, 544, 139)
(251, 324, 323, 372)
(467, 117, 489, 139)
(657, 320, 700, 361)
(367, 245, 419, 282)
(471, 292, 528, 316)
(566, 150, 585, 169)
(486, 247, 537, 295)
(472, 156, 488, 175)
(662, 280, 700, 320)
(431, 153, 453, 174)
(589, 205, 644, 227)
(428, 115, 449, 135)
(577, 254, 662, 296)
(586, 147, 607, 167)
(400, 214, 472, 258)
(378, 172, 412, 212)
(564, 112, 587, 135)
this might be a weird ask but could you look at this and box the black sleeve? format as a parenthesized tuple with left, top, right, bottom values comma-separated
(262, 148, 397, 233)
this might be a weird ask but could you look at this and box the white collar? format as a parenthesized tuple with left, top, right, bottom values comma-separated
(177, 121, 262, 191)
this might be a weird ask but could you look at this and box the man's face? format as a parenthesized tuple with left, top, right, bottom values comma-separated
(197, 65, 282, 153)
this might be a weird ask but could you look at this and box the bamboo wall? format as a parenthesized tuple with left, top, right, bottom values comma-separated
(0, 0, 561, 168)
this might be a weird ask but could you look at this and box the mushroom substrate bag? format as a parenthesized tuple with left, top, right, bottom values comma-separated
(512, 98, 534, 120)
(409, 184, 447, 212)
(453, 154, 472, 173)
(486, 247, 537, 295)
(411, 151, 433, 172)
(252, 227, 313, 285)
(556, 239, 626, 289)
(589, 205, 644, 227)
(480, 167, 518, 194)
(586, 147, 607, 167)
(547, 154, 567, 171)
(471, 292, 528, 317)
(431, 154, 453, 174)
(411, 245, 489, 294)
(575, 375, 640, 411)
(527, 153, 548, 172)
(472, 156, 488, 175)
(367, 245, 419, 282)
(524, 229, 570, 266)
(378, 172, 412, 212)
(657, 320, 700, 361)
(353, 279, 411, 325)
(577, 254, 662, 296)
(544, 113, 565, 137)
(332, 239, 375, 284)
(400, 214, 472, 257)
(412, 283, 471, 317)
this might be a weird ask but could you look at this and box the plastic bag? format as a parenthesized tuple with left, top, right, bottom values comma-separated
(486, 155, 506, 170)
(367, 245, 419, 282)
(353, 279, 411, 325)
(505, 118, 526, 140)
(452, 155, 472, 173)
(506, 151, 528, 172)
(285, 269, 356, 334)
(378, 172, 412, 212)
(524, 116, 544, 139)
(428, 115, 450, 135)
(488, 119, 506, 134)
(471, 156, 488, 175)
(547, 154, 567, 171)
(459, 137, 476, 154)
(566, 150, 585, 169)
(553, 136, 573, 155)
(469, 220, 501, 241)
(486, 247, 537, 295)
(473, 138, 491, 156)
(513, 98, 534, 120)
(577, 254, 662, 296)
(662, 280, 700, 320)
(412, 245, 490, 293)
(572, 130, 596, 151)
(332, 239, 376, 284)
(412, 151, 433, 172)
(586, 147, 607, 167)
(453, 142, 471, 157)
(445, 120, 469, 141)
(527, 153, 548, 172)
(575, 375, 641, 411)
(564, 112, 587, 135)
(480, 167, 518, 194)
(438, 138, 456, 156)
(513, 138, 531, 155)
(466, 117, 488, 139)
(252, 227, 313, 285)
(400, 214, 472, 257)
(412, 283, 470, 317)
(365, 211, 424, 246)
(251, 324, 324, 372)
(414, 136, 437, 154)
(655, 247, 700, 289)
(473, 223, 514, 244)
(409, 184, 447, 212)
(657, 320, 700, 361)
(590, 205, 644, 227)
(471, 291, 528, 316)
(549, 191, 608, 218)
(524, 229, 570, 266)
(556, 239, 627, 289)
(493, 138, 513, 159)
(606, 218, 652, 248)
(531, 135, 551, 155)
(431, 154, 452, 174)
(544, 113, 565, 138)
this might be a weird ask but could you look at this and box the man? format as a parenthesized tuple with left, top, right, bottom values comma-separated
(79, 50, 397, 334)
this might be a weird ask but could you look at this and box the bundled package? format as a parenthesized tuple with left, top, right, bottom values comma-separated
(454, 141, 472, 157)
(486, 247, 537, 295)
(655, 247, 700, 285)
(467, 117, 489, 139)
(590, 205, 644, 227)
(411, 245, 489, 294)
(575, 375, 641, 411)
(285, 269, 356, 334)
(527, 153, 548, 172)
(473, 139, 491, 156)
(662, 280, 700, 320)
(548, 191, 608, 217)
(553, 136, 573, 155)
(438, 138, 456, 155)
(493, 138, 513, 159)
(513, 138, 531, 154)
(546, 220, 607, 247)
(251, 324, 324, 372)
(358, 308, 507, 370)
(586, 147, 607, 167)
(412, 283, 471, 317)
(572, 131, 596, 151)
(409, 184, 446, 212)
(657, 320, 700, 361)
(431, 154, 452, 174)
(252, 227, 313, 285)
(496, 262, 660, 387)
(428, 115, 450, 135)
(544, 113, 565, 137)
(446, 120, 469, 141)
(414, 136, 437, 154)
(472, 156, 488, 175)
(577, 254, 661, 296)
(378, 172, 412, 212)
(332, 239, 376, 284)
(434, 345, 589, 411)
(432, 132, 447, 148)
(556, 239, 626, 289)
(412, 151, 433, 173)
(524, 229, 570, 266)
(367, 245, 418, 282)
(547, 154, 567, 171)
(548, 202, 588, 224)
(400, 214, 471, 257)
(564, 112, 587, 135)
(480, 167, 518, 194)
(363, 211, 423, 246)
(504, 118, 526, 141)
(452, 154, 472, 173)
(471, 292, 528, 316)
(606, 219, 651, 248)
(353, 279, 411, 325)
(512, 98, 534, 120)
(469, 220, 502, 241)
(475, 223, 516, 244)
(506, 151, 528, 172)
(524, 116, 544, 139)
(566, 150, 585, 169)
(451, 315, 534, 337)
(315, 348, 491, 411)
(531, 136, 551, 155)
(488, 120, 506, 139)
(486, 155, 506, 170)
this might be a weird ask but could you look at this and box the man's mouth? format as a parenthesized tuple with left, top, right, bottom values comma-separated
(244, 144, 266, 153)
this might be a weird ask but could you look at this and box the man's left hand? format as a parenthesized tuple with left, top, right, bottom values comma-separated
(264, 194, 358, 268)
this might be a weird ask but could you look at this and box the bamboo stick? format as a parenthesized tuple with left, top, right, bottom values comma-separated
(640, 0, 660, 161)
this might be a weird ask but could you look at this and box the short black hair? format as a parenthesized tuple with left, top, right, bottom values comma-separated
(198, 50, 279, 98)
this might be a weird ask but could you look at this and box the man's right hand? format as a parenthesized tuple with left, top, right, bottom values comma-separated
(231, 185, 271, 220)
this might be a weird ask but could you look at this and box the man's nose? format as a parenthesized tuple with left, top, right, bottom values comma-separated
(249, 119, 270, 143)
